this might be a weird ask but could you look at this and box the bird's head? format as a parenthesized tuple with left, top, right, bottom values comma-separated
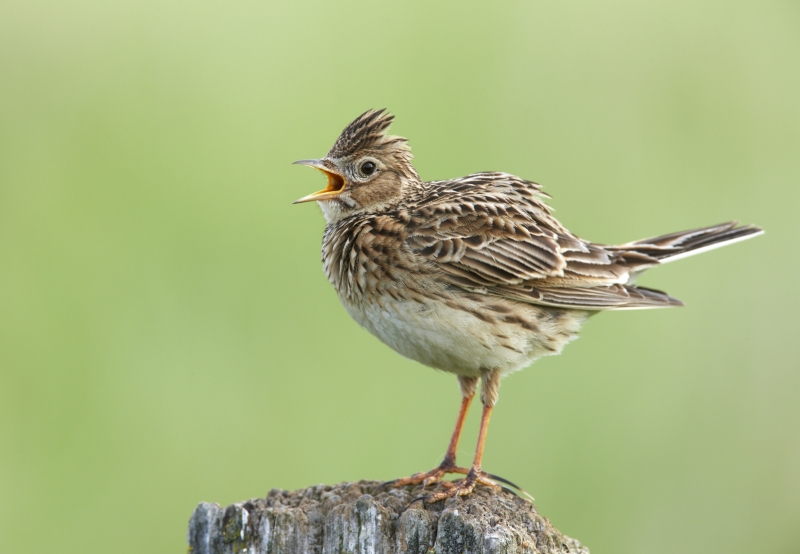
(293, 109, 420, 223)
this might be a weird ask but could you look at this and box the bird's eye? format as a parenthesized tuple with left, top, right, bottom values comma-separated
(360, 161, 376, 176)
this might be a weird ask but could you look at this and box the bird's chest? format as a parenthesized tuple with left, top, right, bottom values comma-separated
(321, 216, 410, 301)
(320, 217, 588, 376)
(320, 217, 486, 373)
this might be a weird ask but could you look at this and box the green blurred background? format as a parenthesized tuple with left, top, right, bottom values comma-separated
(1, 1, 798, 552)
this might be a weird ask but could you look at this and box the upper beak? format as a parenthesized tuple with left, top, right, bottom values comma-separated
(292, 159, 346, 204)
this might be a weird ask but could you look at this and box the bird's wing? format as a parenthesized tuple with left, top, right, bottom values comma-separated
(405, 173, 569, 285)
(405, 173, 677, 310)
(491, 283, 683, 310)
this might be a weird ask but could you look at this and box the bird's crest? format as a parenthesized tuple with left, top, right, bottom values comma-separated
(327, 109, 411, 160)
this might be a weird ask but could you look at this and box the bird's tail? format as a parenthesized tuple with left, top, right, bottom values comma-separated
(611, 221, 763, 265)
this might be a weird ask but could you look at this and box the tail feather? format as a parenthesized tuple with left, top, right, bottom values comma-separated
(506, 221, 761, 311)
(613, 221, 763, 265)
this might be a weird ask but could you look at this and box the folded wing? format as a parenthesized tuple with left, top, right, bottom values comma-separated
(405, 174, 756, 310)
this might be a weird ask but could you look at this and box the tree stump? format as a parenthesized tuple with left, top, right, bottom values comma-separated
(187, 480, 588, 554)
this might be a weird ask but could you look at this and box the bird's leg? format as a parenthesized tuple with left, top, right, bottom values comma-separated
(428, 370, 503, 502)
(387, 376, 477, 488)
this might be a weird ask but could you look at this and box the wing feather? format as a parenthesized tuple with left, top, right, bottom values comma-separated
(404, 173, 650, 309)
(406, 174, 569, 284)
(493, 283, 683, 310)
(402, 174, 755, 311)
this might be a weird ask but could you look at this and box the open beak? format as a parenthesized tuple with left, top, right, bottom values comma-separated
(292, 159, 346, 204)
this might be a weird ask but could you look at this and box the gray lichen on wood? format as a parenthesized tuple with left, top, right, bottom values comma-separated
(188, 480, 588, 554)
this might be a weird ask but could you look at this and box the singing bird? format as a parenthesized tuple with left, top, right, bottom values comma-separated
(293, 109, 762, 501)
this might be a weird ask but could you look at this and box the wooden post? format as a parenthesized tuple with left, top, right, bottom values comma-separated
(188, 480, 589, 554)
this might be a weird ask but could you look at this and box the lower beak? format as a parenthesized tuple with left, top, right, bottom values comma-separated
(292, 159, 346, 204)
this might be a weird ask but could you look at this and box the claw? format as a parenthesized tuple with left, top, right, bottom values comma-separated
(425, 471, 502, 503)
(482, 471, 522, 491)
(386, 464, 471, 489)
(480, 472, 534, 500)
(387, 465, 532, 501)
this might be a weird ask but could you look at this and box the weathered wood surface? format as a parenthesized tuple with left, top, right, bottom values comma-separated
(188, 480, 588, 554)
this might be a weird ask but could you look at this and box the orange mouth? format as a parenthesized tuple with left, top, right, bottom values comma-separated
(293, 159, 346, 204)
(321, 169, 345, 194)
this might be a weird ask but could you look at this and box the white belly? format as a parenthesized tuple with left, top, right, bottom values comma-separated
(341, 293, 588, 377)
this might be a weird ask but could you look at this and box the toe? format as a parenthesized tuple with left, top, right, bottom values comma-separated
(387, 464, 472, 488)
(424, 471, 502, 503)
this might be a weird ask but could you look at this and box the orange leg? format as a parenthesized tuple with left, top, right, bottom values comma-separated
(443, 393, 473, 466)
(388, 392, 475, 487)
(428, 370, 502, 502)
(427, 404, 499, 501)
(472, 403, 493, 474)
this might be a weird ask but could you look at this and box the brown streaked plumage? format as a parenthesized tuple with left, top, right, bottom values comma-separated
(293, 109, 763, 501)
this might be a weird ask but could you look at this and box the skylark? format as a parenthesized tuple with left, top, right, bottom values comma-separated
(293, 109, 763, 502)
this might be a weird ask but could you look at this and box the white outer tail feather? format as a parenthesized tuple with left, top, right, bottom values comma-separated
(657, 229, 764, 265)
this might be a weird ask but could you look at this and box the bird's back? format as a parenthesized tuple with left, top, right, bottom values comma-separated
(322, 170, 762, 325)
(399, 172, 736, 311)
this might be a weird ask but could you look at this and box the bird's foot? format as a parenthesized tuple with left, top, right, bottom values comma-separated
(425, 469, 501, 503)
(383, 462, 470, 488)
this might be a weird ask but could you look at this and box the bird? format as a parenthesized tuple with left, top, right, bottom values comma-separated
(292, 109, 763, 502)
